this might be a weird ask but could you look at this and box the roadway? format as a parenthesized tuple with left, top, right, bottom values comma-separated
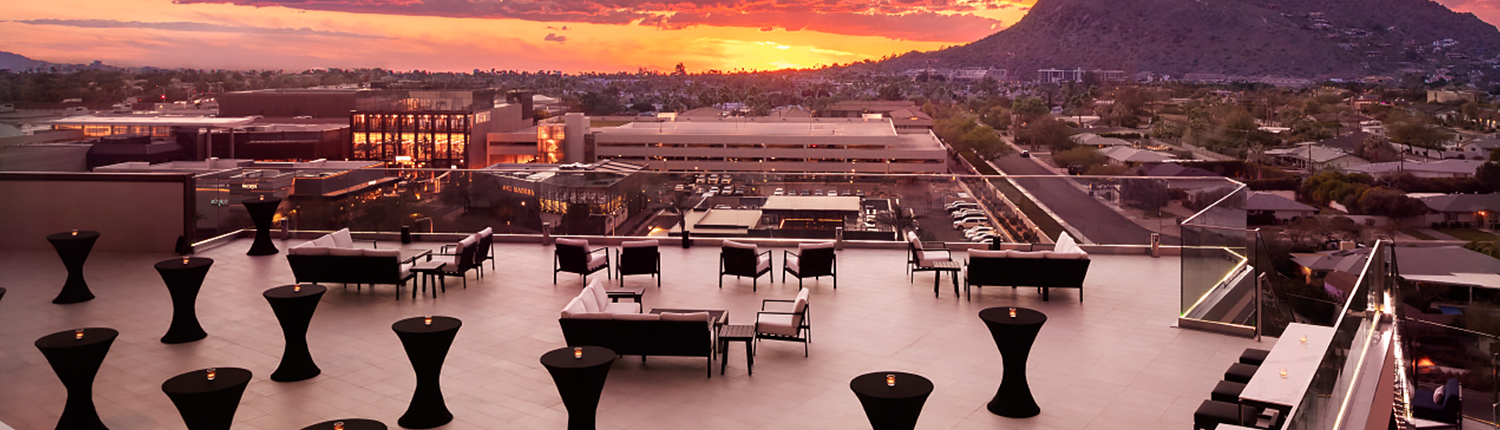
(990, 153, 1173, 245)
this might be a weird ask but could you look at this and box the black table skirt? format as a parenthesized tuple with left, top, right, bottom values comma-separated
(300, 418, 387, 430)
(265, 284, 326, 382)
(979, 307, 1046, 418)
(541, 346, 616, 430)
(850, 371, 934, 430)
(46, 230, 100, 304)
(393, 316, 461, 429)
(242, 196, 282, 256)
(156, 257, 214, 344)
(162, 367, 252, 430)
(36, 327, 118, 430)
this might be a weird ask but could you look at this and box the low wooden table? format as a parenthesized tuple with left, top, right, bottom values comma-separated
(410, 261, 446, 299)
(915, 261, 961, 298)
(718, 324, 754, 376)
(606, 286, 646, 307)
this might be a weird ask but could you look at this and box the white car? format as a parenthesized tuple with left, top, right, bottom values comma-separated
(965, 226, 995, 237)
(773, 188, 785, 196)
(947, 202, 978, 211)
(720, 188, 733, 196)
(953, 217, 988, 229)
(827, 189, 838, 196)
(709, 186, 720, 195)
(970, 233, 997, 242)
(946, 200, 971, 209)
(952, 210, 986, 220)
(673, 184, 685, 192)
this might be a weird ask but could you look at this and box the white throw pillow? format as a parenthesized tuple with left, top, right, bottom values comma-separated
(561, 297, 586, 318)
(312, 234, 337, 248)
(1434, 385, 1446, 404)
(579, 291, 601, 313)
(586, 280, 608, 309)
(331, 228, 354, 248)
(1055, 232, 1078, 254)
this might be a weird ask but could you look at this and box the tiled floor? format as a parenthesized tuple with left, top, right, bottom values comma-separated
(0, 238, 1265, 430)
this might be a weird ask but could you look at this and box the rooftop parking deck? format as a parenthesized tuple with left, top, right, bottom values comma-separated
(0, 238, 1264, 430)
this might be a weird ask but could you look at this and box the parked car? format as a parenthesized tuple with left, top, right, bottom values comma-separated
(1020, 150, 1031, 158)
(945, 200, 971, 209)
(953, 217, 989, 229)
(673, 184, 685, 192)
(800, 189, 811, 196)
(947, 203, 978, 212)
(856, 190, 866, 196)
(773, 188, 785, 196)
(710, 186, 720, 195)
(840, 189, 852, 196)
(827, 189, 838, 196)
(721, 177, 732, 185)
(814, 189, 824, 196)
(965, 226, 995, 237)
(970, 233, 996, 242)
(952, 210, 986, 220)
(720, 188, 733, 196)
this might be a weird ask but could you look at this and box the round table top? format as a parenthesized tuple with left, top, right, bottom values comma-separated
(540, 346, 616, 369)
(264, 284, 328, 300)
(241, 196, 282, 206)
(35, 327, 118, 350)
(162, 367, 253, 395)
(978, 307, 1046, 326)
(392, 316, 461, 334)
(850, 371, 934, 400)
(300, 418, 387, 430)
(154, 257, 214, 271)
(46, 230, 100, 242)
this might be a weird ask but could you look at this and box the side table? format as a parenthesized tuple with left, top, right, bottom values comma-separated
(242, 196, 282, 256)
(265, 284, 326, 382)
(718, 324, 754, 376)
(542, 346, 616, 430)
(979, 307, 1046, 418)
(156, 257, 213, 344)
(925, 261, 961, 298)
(47, 230, 100, 304)
(410, 261, 446, 299)
(393, 316, 461, 429)
(162, 367, 252, 430)
(850, 371, 934, 430)
(36, 327, 117, 430)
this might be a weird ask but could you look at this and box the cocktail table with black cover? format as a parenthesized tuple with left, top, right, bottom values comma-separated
(264, 284, 326, 382)
(161, 367, 252, 430)
(849, 371, 934, 430)
(979, 307, 1046, 418)
(156, 257, 213, 344)
(393, 316, 461, 429)
(47, 230, 100, 304)
(35, 327, 117, 430)
(541, 346, 616, 430)
(300, 418, 387, 430)
(242, 196, 282, 256)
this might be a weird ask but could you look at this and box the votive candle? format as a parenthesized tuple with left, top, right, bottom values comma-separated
(71, 229, 78, 236)
(423, 316, 432, 326)
(1279, 368, 1287, 378)
(74, 329, 84, 340)
(574, 347, 583, 359)
(886, 374, 896, 387)
(206, 368, 217, 381)
(333, 422, 344, 430)
(182, 257, 190, 264)
(1009, 307, 1017, 318)
(293, 285, 301, 293)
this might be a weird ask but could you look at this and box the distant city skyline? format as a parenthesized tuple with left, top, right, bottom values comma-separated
(3, 0, 1500, 73)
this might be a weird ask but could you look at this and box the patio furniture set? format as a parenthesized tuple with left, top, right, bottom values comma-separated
(908, 232, 1091, 302)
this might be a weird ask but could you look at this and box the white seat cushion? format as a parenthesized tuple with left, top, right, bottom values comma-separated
(588, 254, 608, 270)
(756, 254, 771, 273)
(723, 240, 756, 250)
(561, 296, 586, 317)
(556, 238, 589, 248)
(786, 254, 800, 273)
(578, 291, 601, 313)
(757, 314, 799, 336)
(328, 247, 363, 257)
(603, 302, 642, 313)
(796, 287, 811, 304)
(799, 241, 835, 252)
(312, 234, 337, 248)
(1043, 251, 1088, 260)
(399, 263, 413, 278)
(331, 228, 354, 248)
(586, 280, 608, 308)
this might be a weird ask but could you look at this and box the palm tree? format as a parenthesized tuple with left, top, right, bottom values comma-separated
(875, 202, 918, 241)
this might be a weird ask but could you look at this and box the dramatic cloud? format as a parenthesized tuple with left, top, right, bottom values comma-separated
(1437, 0, 1500, 27)
(169, 0, 1016, 41)
(544, 32, 567, 42)
(11, 18, 389, 38)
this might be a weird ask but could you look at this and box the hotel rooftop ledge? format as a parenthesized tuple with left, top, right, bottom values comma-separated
(0, 238, 1263, 430)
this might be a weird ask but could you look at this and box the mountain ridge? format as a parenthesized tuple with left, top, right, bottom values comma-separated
(890, 0, 1500, 80)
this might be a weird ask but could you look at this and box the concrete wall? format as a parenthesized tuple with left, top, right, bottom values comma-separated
(0, 172, 191, 252)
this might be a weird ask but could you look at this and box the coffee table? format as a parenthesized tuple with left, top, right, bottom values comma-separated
(606, 286, 645, 307)
(922, 261, 961, 298)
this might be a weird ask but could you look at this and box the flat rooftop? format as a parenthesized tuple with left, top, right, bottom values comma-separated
(43, 115, 256, 128)
(0, 238, 1261, 429)
(604, 120, 897, 137)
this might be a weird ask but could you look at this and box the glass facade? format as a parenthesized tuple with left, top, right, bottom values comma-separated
(350, 113, 472, 168)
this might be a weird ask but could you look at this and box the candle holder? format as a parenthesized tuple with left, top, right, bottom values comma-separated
(1008, 307, 1017, 318)
(1279, 368, 1287, 378)
(71, 229, 78, 236)
(1300, 335, 1308, 343)
(333, 422, 344, 430)
(74, 329, 84, 340)
(182, 256, 191, 264)
(886, 374, 896, 387)
(206, 368, 217, 381)
(574, 347, 583, 359)
(293, 285, 301, 293)
(423, 316, 433, 326)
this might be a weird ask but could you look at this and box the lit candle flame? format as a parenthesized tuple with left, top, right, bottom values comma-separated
(1009, 307, 1016, 318)
(886, 374, 895, 387)
(574, 347, 583, 359)
(75, 329, 84, 340)
(423, 316, 432, 326)
(207, 368, 217, 381)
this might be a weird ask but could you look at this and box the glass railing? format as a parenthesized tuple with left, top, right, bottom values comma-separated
(1283, 241, 1397, 430)
(175, 166, 1245, 250)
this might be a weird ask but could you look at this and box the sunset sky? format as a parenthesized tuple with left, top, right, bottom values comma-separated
(2, 0, 1499, 73)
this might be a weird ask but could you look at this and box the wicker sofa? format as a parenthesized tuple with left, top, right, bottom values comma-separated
(964, 232, 1090, 302)
(557, 280, 716, 377)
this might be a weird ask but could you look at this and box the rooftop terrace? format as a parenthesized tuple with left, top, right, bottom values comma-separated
(0, 238, 1262, 430)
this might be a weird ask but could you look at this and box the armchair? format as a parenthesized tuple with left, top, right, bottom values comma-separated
(907, 236, 953, 282)
(720, 240, 772, 291)
(755, 288, 811, 357)
(783, 242, 836, 289)
(616, 240, 661, 287)
(437, 234, 481, 290)
(555, 238, 610, 284)
(439, 228, 489, 277)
